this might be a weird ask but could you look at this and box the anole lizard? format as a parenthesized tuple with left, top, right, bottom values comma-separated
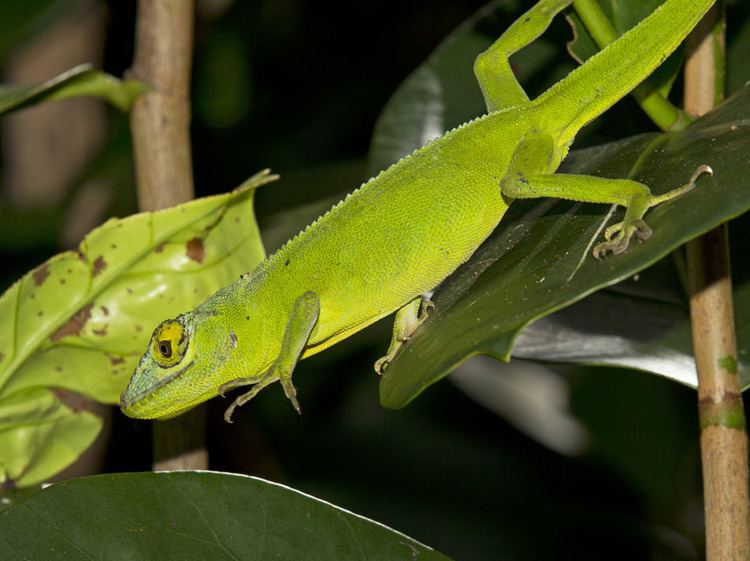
(121, 0, 715, 421)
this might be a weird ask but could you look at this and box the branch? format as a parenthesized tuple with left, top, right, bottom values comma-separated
(129, 0, 194, 211)
(684, 5, 750, 560)
(128, 0, 207, 471)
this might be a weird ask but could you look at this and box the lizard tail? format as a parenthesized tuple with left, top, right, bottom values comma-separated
(532, 0, 715, 144)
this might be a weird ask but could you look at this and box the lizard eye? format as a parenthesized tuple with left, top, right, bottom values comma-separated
(157, 340, 172, 358)
(150, 320, 187, 367)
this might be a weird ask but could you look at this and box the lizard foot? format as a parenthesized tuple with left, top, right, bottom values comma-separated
(221, 374, 278, 423)
(375, 347, 404, 375)
(593, 218, 652, 259)
(374, 296, 434, 375)
(220, 363, 302, 422)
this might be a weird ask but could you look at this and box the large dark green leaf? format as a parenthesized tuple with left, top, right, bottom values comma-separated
(380, 87, 750, 408)
(0, 63, 147, 115)
(0, 471, 452, 561)
(0, 172, 272, 486)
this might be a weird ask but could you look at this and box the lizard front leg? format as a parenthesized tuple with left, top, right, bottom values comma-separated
(220, 291, 320, 422)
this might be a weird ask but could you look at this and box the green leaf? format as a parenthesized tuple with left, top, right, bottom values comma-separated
(380, 87, 750, 408)
(0, 170, 273, 486)
(0, 471, 452, 561)
(508, 207, 750, 389)
(0, 388, 101, 487)
(0, 63, 147, 115)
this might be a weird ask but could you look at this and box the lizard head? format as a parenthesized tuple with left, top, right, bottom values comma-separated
(119, 311, 231, 419)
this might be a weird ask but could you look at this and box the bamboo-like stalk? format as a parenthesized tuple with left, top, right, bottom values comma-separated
(128, 0, 208, 471)
(684, 5, 750, 560)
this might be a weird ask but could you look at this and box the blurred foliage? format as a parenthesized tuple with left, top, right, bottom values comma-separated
(0, 0, 748, 559)
(0, 0, 78, 65)
(0, 63, 146, 115)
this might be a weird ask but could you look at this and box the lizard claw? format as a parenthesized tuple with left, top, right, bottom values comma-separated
(374, 355, 391, 375)
(593, 219, 652, 259)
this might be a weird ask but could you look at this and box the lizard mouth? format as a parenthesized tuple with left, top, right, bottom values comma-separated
(119, 359, 196, 414)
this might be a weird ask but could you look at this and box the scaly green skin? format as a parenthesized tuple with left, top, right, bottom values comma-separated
(121, 0, 715, 420)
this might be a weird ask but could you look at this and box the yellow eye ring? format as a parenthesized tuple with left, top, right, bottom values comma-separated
(151, 320, 187, 367)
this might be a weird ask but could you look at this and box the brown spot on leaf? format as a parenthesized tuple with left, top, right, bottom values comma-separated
(101, 306, 109, 316)
(32, 263, 50, 286)
(51, 304, 93, 341)
(52, 388, 93, 413)
(154, 242, 166, 253)
(110, 356, 125, 366)
(186, 237, 205, 263)
(126, 288, 133, 295)
(92, 256, 107, 277)
(59, 279, 66, 285)
(135, 324, 143, 332)
(110, 244, 117, 250)
(37, 311, 43, 317)
(77, 251, 87, 263)
(55, 366, 63, 372)
(93, 325, 108, 337)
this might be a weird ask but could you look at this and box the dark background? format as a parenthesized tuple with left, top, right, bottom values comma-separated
(3, 0, 750, 559)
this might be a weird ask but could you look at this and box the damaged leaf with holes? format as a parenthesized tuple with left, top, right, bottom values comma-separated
(0, 171, 273, 487)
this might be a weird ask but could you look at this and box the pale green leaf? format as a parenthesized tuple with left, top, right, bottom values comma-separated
(0, 170, 273, 486)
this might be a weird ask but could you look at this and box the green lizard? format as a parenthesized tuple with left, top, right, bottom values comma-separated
(121, 0, 714, 422)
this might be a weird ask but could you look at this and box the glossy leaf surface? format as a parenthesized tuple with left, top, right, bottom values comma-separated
(0, 471, 451, 561)
(380, 87, 750, 408)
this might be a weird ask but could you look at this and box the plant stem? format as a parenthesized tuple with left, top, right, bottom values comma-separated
(572, 0, 690, 131)
(684, 5, 750, 560)
(129, 0, 194, 210)
(129, 0, 208, 471)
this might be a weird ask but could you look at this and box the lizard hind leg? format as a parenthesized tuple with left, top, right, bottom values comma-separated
(474, 0, 572, 112)
(375, 294, 434, 375)
(220, 291, 320, 423)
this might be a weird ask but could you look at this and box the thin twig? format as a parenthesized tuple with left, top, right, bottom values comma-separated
(128, 0, 208, 471)
(684, 5, 750, 560)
